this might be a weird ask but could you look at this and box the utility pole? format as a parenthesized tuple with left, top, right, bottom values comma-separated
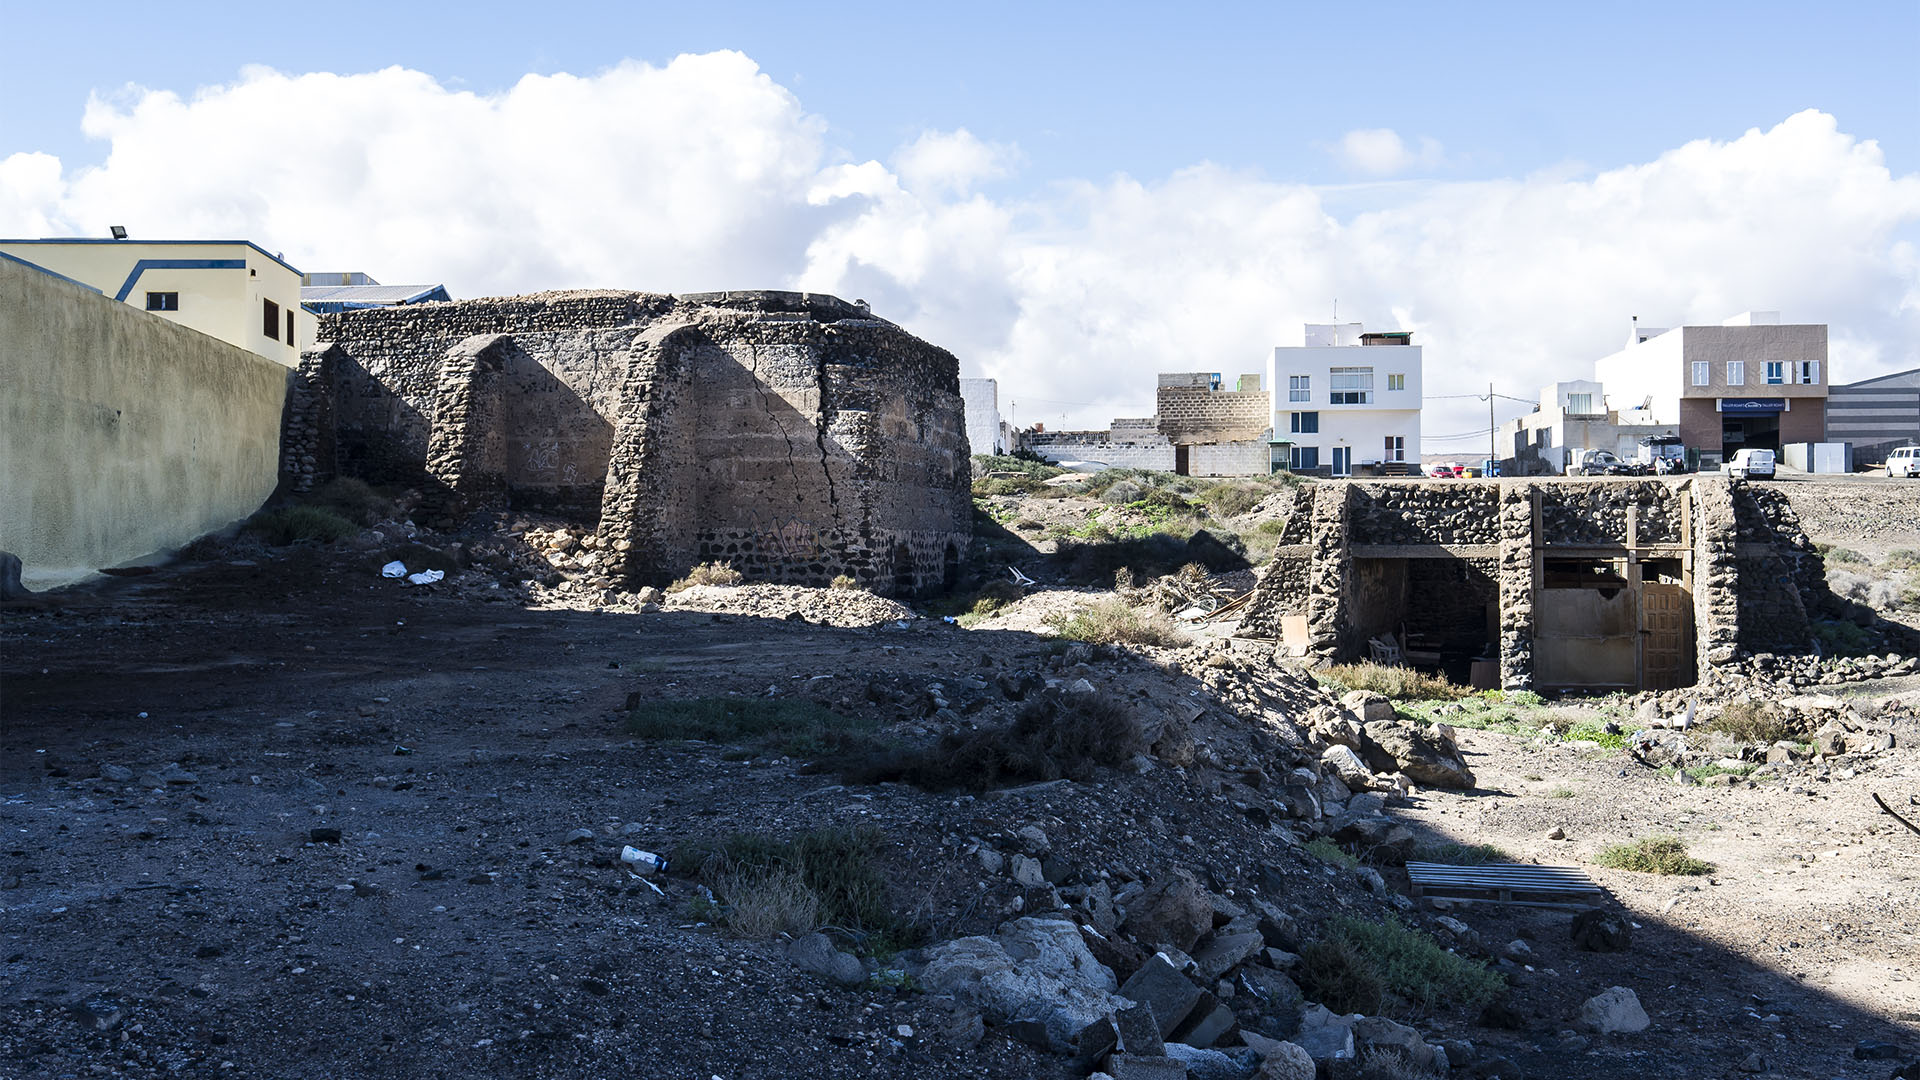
(1488, 382, 1496, 477)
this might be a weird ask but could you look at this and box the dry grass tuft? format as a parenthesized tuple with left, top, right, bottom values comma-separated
(1321, 662, 1467, 701)
(846, 693, 1145, 791)
(1594, 835, 1713, 875)
(668, 561, 744, 592)
(1050, 597, 1188, 647)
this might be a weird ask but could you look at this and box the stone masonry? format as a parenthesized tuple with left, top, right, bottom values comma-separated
(282, 290, 972, 596)
(1236, 477, 1831, 692)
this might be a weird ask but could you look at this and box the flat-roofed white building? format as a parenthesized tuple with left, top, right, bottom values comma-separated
(1266, 322, 1422, 477)
(0, 237, 310, 366)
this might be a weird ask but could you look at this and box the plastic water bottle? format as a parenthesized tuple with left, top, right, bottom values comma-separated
(620, 847, 668, 874)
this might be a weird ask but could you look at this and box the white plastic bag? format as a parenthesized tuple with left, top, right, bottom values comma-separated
(406, 569, 444, 586)
(380, 560, 407, 578)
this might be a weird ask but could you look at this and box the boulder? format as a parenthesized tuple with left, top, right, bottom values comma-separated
(786, 932, 866, 987)
(1340, 690, 1397, 725)
(1192, 931, 1266, 983)
(1577, 986, 1650, 1034)
(1320, 744, 1374, 789)
(1163, 1041, 1256, 1080)
(1251, 1039, 1315, 1080)
(1105, 1055, 1187, 1079)
(1122, 870, 1216, 953)
(1368, 720, 1476, 789)
(1119, 953, 1204, 1040)
(1292, 1005, 1357, 1062)
(921, 916, 1125, 1056)
(1569, 909, 1632, 953)
(1329, 813, 1417, 864)
(1353, 1015, 1435, 1070)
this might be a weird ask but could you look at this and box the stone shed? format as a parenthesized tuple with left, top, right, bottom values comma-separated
(282, 290, 972, 596)
(1237, 477, 1825, 692)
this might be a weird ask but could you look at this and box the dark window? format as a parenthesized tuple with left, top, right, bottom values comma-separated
(145, 291, 178, 311)
(1290, 411, 1319, 434)
(1289, 446, 1320, 471)
(286, 309, 295, 344)
(263, 299, 280, 341)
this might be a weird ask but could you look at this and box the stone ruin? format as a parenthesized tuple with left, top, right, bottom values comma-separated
(281, 290, 972, 596)
(1237, 477, 1830, 692)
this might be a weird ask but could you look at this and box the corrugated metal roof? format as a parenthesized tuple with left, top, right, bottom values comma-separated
(300, 284, 447, 305)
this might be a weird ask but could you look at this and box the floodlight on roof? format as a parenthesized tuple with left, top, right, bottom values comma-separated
(109, 225, 128, 240)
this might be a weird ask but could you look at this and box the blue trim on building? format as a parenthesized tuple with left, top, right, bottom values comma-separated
(0, 238, 303, 277)
(0, 249, 104, 293)
(112, 259, 247, 302)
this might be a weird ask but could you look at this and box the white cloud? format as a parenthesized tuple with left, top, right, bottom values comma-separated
(1333, 127, 1445, 176)
(4, 61, 1917, 447)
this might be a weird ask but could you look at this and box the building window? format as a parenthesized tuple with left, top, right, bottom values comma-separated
(1766, 361, 1784, 384)
(1795, 360, 1819, 385)
(1329, 366, 1373, 404)
(1289, 446, 1319, 471)
(286, 309, 295, 345)
(1386, 373, 1406, 392)
(1727, 361, 1744, 386)
(145, 291, 179, 312)
(1691, 362, 1709, 386)
(1567, 393, 1595, 415)
(1291, 411, 1319, 434)
(1383, 435, 1405, 462)
(263, 299, 281, 342)
(1288, 375, 1310, 402)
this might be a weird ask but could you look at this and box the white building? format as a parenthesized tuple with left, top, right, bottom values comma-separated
(0, 236, 311, 366)
(1266, 323, 1422, 477)
(959, 377, 1006, 456)
(1497, 379, 1679, 475)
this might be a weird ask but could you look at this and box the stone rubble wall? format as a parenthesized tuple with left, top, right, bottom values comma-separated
(1348, 484, 1501, 546)
(1153, 385, 1272, 442)
(300, 291, 971, 597)
(1496, 484, 1537, 688)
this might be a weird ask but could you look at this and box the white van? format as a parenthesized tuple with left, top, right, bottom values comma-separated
(1723, 448, 1776, 480)
(1888, 446, 1920, 478)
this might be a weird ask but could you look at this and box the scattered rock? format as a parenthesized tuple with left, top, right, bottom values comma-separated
(564, 828, 595, 845)
(1367, 720, 1476, 789)
(1577, 986, 1650, 1034)
(1122, 870, 1215, 953)
(1292, 1005, 1356, 1062)
(1319, 745, 1373, 790)
(1011, 854, 1047, 889)
(1162, 1040, 1253, 1080)
(921, 916, 1126, 1057)
(1353, 1015, 1435, 1070)
(1340, 690, 1396, 725)
(1119, 953, 1203, 1040)
(1738, 1050, 1767, 1073)
(308, 827, 342, 844)
(1250, 1038, 1315, 1080)
(1192, 931, 1265, 983)
(1855, 1040, 1905, 1061)
(99, 763, 134, 783)
(1105, 1054, 1187, 1080)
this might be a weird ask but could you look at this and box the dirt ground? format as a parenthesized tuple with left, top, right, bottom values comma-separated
(3, 474, 1918, 1080)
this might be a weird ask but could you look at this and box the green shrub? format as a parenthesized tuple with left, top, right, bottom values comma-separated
(972, 454, 1065, 480)
(1410, 842, 1507, 866)
(245, 505, 359, 546)
(1812, 618, 1874, 657)
(1594, 835, 1713, 875)
(1320, 663, 1467, 702)
(1296, 917, 1505, 1016)
(1199, 483, 1262, 518)
(845, 693, 1144, 791)
(1051, 597, 1189, 647)
(626, 697, 878, 757)
(672, 826, 913, 950)
(1304, 838, 1360, 870)
(1886, 549, 1920, 571)
(1563, 723, 1626, 749)
(1815, 543, 1867, 565)
(667, 561, 743, 592)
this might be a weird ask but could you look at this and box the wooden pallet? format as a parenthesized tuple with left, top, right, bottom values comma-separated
(1405, 861, 1604, 910)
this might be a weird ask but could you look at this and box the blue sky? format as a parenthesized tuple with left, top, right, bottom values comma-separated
(4, 1, 1916, 442)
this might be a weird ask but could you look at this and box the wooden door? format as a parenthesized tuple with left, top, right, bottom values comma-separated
(1640, 583, 1693, 690)
(1174, 445, 1190, 476)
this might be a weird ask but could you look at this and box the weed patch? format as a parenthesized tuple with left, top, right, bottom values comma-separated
(1304, 838, 1360, 870)
(1410, 842, 1507, 866)
(306, 477, 394, 524)
(845, 693, 1144, 791)
(672, 826, 914, 951)
(1816, 543, 1867, 565)
(1594, 835, 1713, 875)
(626, 697, 878, 757)
(1700, 701, 1801, 744)
(667, 562, 743, 592)
(1562, 722, 1626, 749)
(1296, 917, 1504, 1016)
(1051, 597, 1188, 647)
(1321, 663, 1467, 702)
(245, 506, 359, 546)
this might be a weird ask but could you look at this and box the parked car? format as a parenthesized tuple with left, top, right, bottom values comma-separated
(1722, 448, 1776, 480)
(1426, 464, 1458, 479)
(1888, 446, 1920, 478)
(1573, 449, 1634, 476)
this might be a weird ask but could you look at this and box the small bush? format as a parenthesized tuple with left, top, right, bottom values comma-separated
(1816, 543, 1867, 565)
(673, 826, 911, 949)
(1320, 663, 1467, 702)
(830, 574, 860, 591)
(972, 454, 1065, 480)
(245, 505, 359, 546)
(626, 697, 878, 757)
(1360, 1050, 1430, 1080)
(1411, 842, 1507, 866)
(668, 562, 743, 592)
(1700, 701, 1800, 744)
(1297, 917, 1504, 1016)
(1594, 835, 1713, 875)
(1304, 838, 1360, 870)
(1199, 483, 1262, 518)
(845, 693, 1145, 791)
(973, 475, 1048, 497)
(1100, 480, 1146, 505)
(1886, 549, 1920, 571)
(1051, 597, 1188, 647)
(1563, 723, 1626, 749)
(307, 477, 393, 524)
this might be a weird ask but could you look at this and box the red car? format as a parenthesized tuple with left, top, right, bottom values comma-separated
(1427, 465, 1458, 479)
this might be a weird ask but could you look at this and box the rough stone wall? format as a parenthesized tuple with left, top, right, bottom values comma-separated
(302, 291, 971, 596)
(1496, 485, 1537, 688)
(1155, 384, 1272, 441)
(1235, 487, 1314, 640)
(1348, 485, 1500, 545)
(1728, 483, 1820, 655)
